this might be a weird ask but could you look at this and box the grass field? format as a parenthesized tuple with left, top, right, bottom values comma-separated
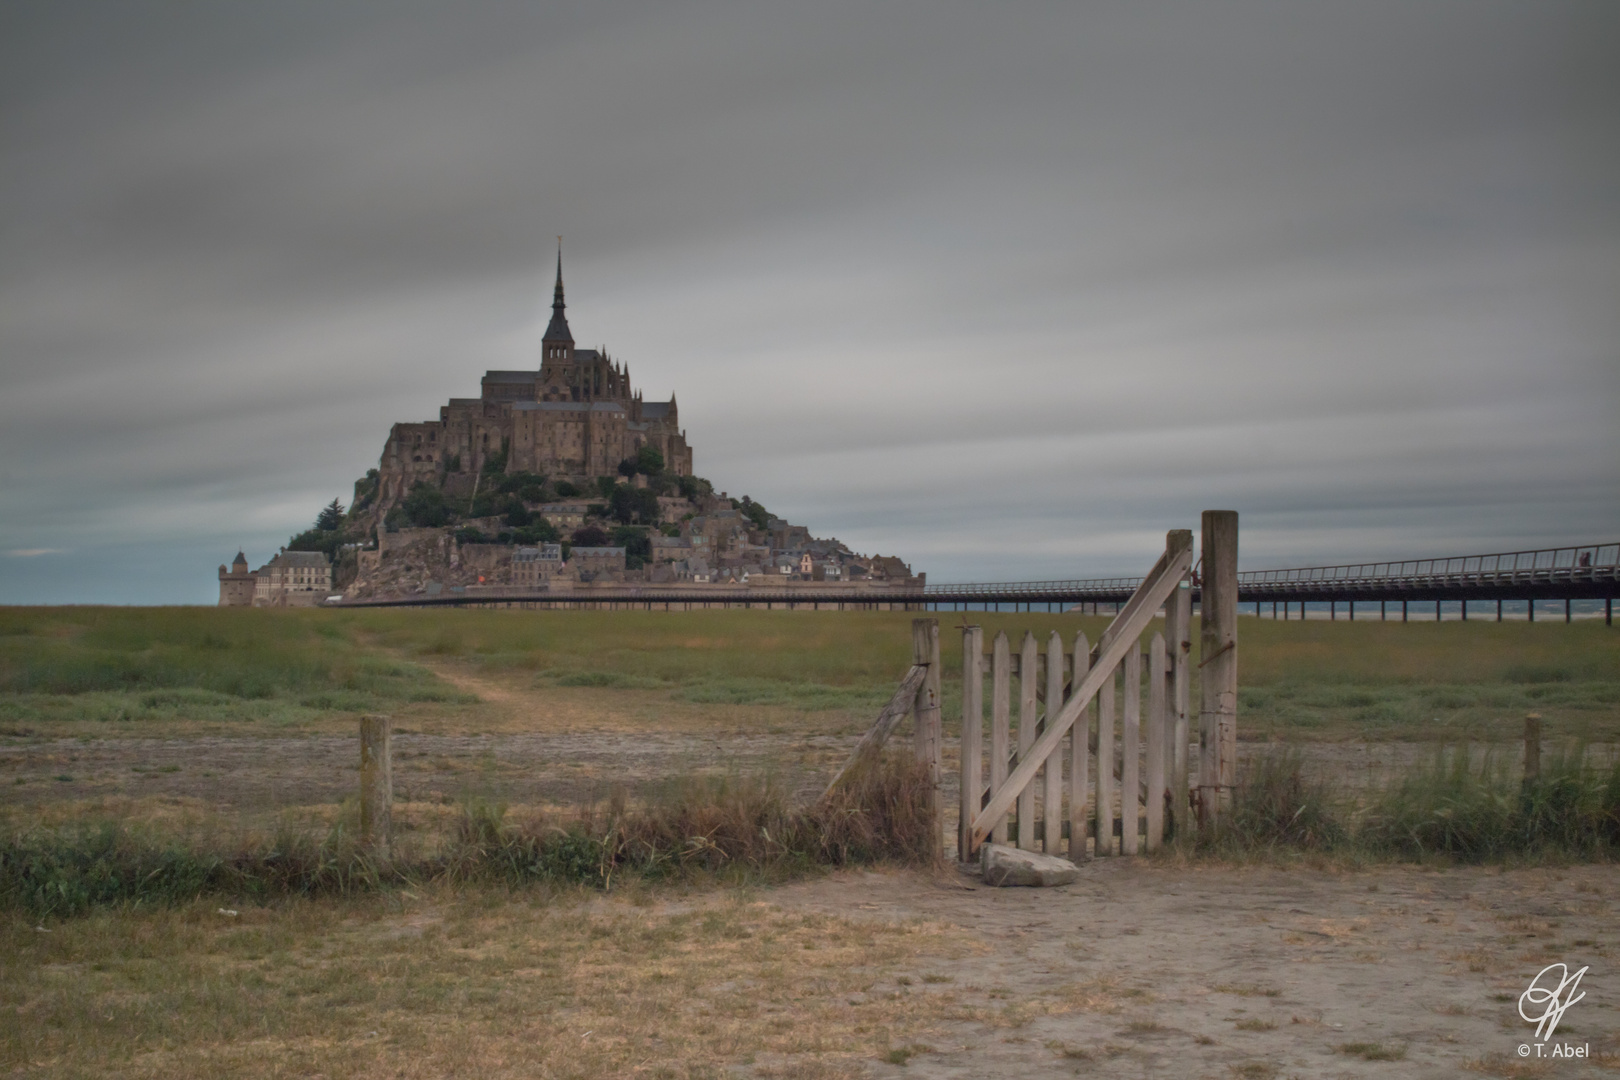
(2, 885, 981, 1079)
(3, 605, 1619, 1077)
(3, 605, 1617, 742)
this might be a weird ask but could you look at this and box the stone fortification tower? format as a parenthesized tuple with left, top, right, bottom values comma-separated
(218, 551, 255, 606)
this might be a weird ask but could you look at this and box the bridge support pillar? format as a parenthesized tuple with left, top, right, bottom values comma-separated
(1402, 600, 1408, 622)
(1381, 600, 1386, 620)
(1528, 599, 1535, 623)
(1607, 597, 1612, 626)
(1461, 600, 1467, 622)
(1566, 598, 1572, 623)
(1437, 600, 1442, 622)
(1330, 600, 1335, 621)
(1497, 599, 1502, 622)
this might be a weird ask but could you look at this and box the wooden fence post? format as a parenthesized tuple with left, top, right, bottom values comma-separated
(912, 619, 943, 862)
(1095, 656, 1116, 856)
(990, 631, 1011, 844)
(959, 625, 984, 863)
(360, 714, 392, 856)
(1068, 632, 1091, 861)
(1146, 631, 1167, 851)
(1164, 571, 1192, 840)
(1199, 510, 1239, 822)
(1017, 632, 1039, 850)
(1121, 643, 1141, 855)
(1043, 630, 1066, 854)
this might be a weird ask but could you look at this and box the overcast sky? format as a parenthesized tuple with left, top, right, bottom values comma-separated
(2, 2, 1616, 603)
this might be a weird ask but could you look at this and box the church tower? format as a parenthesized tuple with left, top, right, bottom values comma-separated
(541, 241, 574, 365)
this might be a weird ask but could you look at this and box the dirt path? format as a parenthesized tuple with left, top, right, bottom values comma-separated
(764, 861, 1620, 1078)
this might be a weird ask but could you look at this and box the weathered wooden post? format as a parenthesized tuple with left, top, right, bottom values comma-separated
(1121, 642, 1141, 855)
(359, 714, 393, 856)
(912, 618, 943, 862)
(1043, 630, 1065, 854)
(1095, 654, 1116, 856)
(959, 625, 984, 862)
(990, 631, 1011, 844)
(1163, 565, 1192, 839)
(1017, 632, 1039, 850)
(1146, 631, 1167, 851)
(1198, 510, 1239, 823)
(1068, 631, 1091, 861)
(1524, 712, 1542, 784)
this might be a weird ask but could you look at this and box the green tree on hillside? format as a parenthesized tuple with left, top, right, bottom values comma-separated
(315, 498, 345, 531)
(351, 469, 380, 513)
(612, 525, 652, 569)
(403, 483, 452, 528)
(676, 475, 713, 501)
(635, 445, 665, 475)
(572, 525, 611, 548)
(609, 484, 660, 525)
(738, 496, 771, 531)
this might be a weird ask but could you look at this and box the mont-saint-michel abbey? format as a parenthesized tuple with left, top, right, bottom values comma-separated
(377, 252, 694, 509)
(221, 251, 920, 605)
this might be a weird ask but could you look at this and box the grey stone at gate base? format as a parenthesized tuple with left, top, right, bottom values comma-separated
(979, 843, 1080, 887)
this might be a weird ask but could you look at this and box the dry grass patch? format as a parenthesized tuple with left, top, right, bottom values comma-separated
(1211, 982, 1284, 998)
(1336, 1040, 1408, 1061)
(1462, 1052, 1554, 1078)
(1049, 975, 1151, 1015)
(2, 887, 978, 1079)
(1228, 1064, 1280, 1080)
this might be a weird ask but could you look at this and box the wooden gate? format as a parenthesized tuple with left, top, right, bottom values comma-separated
(960, 513, 1239, 861)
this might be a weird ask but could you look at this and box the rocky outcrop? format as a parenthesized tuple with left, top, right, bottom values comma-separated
(346, 529, 514, 600)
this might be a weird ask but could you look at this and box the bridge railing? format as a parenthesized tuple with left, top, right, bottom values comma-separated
(923, 576, 1143, 598)
(924, 542, 1619, 598)
(1236, 543, 1619, 591)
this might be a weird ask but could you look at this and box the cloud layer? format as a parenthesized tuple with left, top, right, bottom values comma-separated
(2, 2, 1616, 602)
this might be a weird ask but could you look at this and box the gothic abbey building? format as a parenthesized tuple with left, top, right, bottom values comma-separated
(376, 253, 694, 510)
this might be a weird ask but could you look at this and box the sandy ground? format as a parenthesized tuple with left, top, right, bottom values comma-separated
(762, 861, 1620, 1079)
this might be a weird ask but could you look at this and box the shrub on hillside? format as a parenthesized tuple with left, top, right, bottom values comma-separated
(402, 482, 452, 528)
(571, 525, 610, 548)
(676, 475, 713, 501)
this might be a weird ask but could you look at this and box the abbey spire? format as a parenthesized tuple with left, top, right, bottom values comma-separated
(542, 239, 574, 358)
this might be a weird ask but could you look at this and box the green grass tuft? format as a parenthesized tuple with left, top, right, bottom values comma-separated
(1201, 745, 1620, 862)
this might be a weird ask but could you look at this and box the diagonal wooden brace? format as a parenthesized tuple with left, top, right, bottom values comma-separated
(822, 662, 928, 799)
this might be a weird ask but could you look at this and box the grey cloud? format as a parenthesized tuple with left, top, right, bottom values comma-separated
(1, 1, 1616, 601)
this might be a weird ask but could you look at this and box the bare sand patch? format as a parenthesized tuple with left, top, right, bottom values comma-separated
(762, 861, 1620, 1078)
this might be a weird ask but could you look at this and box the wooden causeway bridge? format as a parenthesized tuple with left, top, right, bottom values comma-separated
(332, 540, 1617, 622)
